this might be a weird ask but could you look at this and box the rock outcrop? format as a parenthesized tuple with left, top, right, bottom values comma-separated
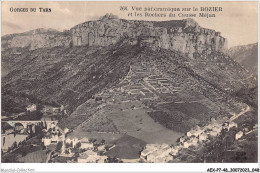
(2, 14, 228, 56)
(71, 14, 227, 56)
(2, 28, 71, 50)
(228, 43, 258, 75)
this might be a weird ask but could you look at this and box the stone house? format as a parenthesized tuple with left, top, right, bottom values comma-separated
(26, 104, 37, 112)
(78, 150, 98, 163)
(235, 131, 243, 140)
(81, 142, 94, 149)
(42, 138, 52, 146)
(183, 137, 198, 148)
(97, 145, 106, 151)
(198, 133, 208, 142)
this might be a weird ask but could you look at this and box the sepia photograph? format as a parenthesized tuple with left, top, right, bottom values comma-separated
(0, 0, 259, 172)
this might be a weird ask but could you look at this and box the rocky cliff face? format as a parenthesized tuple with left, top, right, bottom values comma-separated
(2, 14, 227, 56)
(2, 28, 71, 50)
(71, 14, 228, 56)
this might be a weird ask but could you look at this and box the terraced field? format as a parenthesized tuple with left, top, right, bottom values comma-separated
(66, 48, 252, 150)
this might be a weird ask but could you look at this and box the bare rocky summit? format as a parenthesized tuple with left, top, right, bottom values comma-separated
(2, 14, 227, 57)
(2, 28, 71, 51)
(71, 16, 227, 57)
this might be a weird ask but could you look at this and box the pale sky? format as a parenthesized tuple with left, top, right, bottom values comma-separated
(2, 1, 258, 48)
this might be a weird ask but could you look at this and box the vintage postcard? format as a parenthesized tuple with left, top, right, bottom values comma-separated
(1, 1, 258, 172)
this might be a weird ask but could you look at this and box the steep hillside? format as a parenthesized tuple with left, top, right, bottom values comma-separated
(58, 45, 255, 133)
(2, 15, 257, 135)
(2, 42, 142, 117)
(228, 43, 258, 76)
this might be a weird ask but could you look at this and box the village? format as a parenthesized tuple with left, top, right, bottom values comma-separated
(41, 122, 110, 163)
(3, 101, 256, 163)
(43, 113, 257, 163)
(139, 115, 258, 163)
(1, 120, 112, 163)
(1, 101, 66, 121)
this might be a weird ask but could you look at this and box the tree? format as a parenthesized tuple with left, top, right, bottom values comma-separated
(89, 138, 96, 143)
(46, 150, 51, 155)
(106, 157, 121, 163)
(105, 145, 110, 151)
(18, 141, 22, 147)
(58, 131, 62, 136)
(56, 142, 63, 152)
(75, 142, 81, 149)
(21, 150, 27, 157)
(101, 139, 105, 144)
(65, 143, 71, 148)
(13, 141, 18, 149)
(48, 128, 52, 133)
(44, 120, 47, 129)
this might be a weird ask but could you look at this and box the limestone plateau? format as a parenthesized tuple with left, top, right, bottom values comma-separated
(2, 14, 227, 57)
